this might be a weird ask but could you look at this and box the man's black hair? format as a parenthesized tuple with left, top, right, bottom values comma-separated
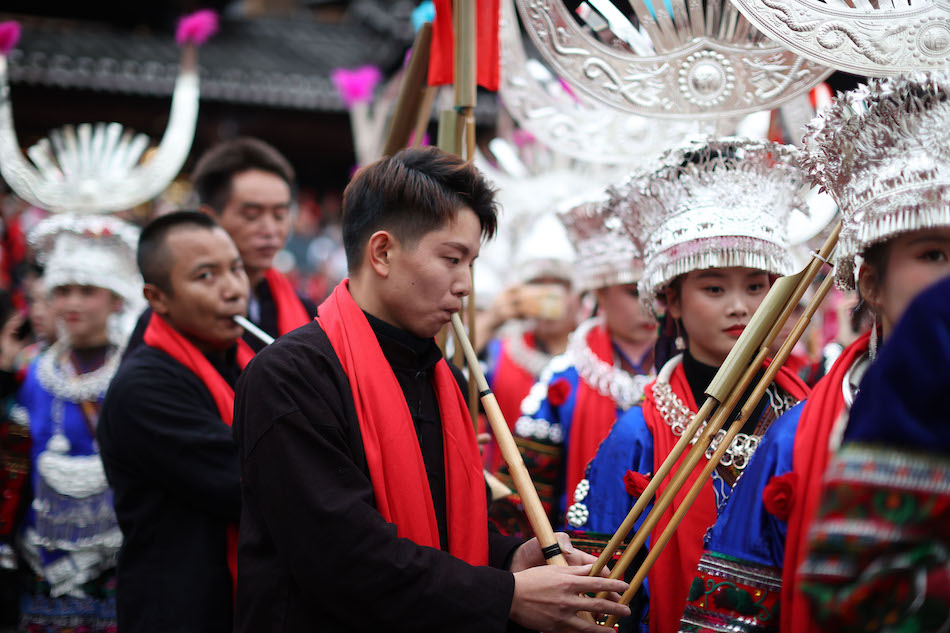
(137, 211, 219, 292)
(192, 137, 296, 213)
(341, 147, 498, 271)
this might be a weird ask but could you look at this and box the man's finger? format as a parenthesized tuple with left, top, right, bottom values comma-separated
(569, 572, 629, 596)
(571, 595, 631, 619)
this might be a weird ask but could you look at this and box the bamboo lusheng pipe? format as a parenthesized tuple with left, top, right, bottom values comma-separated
(591, 346, 768, 601)
(588, 222, 842, 582)
(381, 23, 433, 157)
(451, 313, 569, 567)
(604, 270, 837, 627)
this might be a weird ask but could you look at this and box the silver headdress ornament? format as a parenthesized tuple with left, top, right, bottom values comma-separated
(29, 214, 145, 344)
(0, 12, 215, 214)
(803, 71, 950, 290)
(29, 214, 142, 307)
(514, 0, 832, 119)
(558, 193, 644, 292)
(512, 212, 577, 284)
(615, 137, 807, 307)
(726, 0, 950, 77)
(498, 0, 731, 164)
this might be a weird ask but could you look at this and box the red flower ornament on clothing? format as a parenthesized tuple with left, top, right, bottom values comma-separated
(763, 472, 798, 522)
(547, 378, 571, 407)
(624, 470, 653, 498)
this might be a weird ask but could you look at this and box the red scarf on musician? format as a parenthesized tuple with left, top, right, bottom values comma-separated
(782, 332, 870, 633)
(565, 322, 629, 511)
(489, 332, 540, 471)
(143, 313, 254, 596)
(317, 280, 488, 564)
(642, 359, 809, 633)
(264, 268, 311, 336)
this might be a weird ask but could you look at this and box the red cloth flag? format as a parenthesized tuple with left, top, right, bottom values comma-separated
(428, 0, 501, 92)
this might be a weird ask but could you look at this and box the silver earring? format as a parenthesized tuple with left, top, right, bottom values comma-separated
(674, 320, 686, 351)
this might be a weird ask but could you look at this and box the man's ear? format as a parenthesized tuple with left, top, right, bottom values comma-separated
(143, 283, 170, 316)
(198, 204, 219, 219)
(366, 230, 396, 279)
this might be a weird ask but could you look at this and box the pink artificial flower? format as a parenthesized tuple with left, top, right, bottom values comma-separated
(331, 66, 383, 109)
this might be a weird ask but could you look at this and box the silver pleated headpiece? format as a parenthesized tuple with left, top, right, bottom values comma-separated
(803, 71, 950, 289)
(558, 194, 644, 293)
(29, 214, 143, 308)
(611, 137, 807, 307)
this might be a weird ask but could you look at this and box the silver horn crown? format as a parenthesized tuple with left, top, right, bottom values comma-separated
(0, 40, 199, 214)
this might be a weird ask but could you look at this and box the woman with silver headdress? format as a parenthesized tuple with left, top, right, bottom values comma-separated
(571, 138, 811, 633)
(678, 72, 950, 633)
(16, 215, 142, 632)
(504, 195, 657, 530)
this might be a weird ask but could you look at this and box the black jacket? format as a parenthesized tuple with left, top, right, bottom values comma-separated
(98, 345, 242, 633)
(233, 318, 524, 633)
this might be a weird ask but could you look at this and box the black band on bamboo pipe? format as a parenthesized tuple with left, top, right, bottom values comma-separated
(541, 544, 563, 560)
(479, 388, 492, 398)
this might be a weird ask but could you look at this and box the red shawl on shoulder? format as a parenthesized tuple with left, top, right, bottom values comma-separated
(264, 268, 311, 336)
(317, 280, 488, 564)
(565, 322, 627, 509)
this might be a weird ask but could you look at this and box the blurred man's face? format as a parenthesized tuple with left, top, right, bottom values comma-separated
(214, 169, 292, 282)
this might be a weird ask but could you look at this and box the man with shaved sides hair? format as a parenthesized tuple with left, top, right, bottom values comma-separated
(98, 211, 251, 633)
(233, 148, 630, 633)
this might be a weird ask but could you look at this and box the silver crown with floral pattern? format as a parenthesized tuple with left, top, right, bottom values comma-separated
(558, 193, 644, 293)
(802, 71, 950, 289)
(611, 137, 808, 307)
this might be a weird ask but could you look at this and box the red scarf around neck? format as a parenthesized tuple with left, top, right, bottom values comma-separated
(782, 332, 870, 633)
(642, 358, 809, 633)
(264, 268, 311, 336)
(565, 322, 630, 508)
(143, 313, 253, 595)
(317, 280, 488, 564)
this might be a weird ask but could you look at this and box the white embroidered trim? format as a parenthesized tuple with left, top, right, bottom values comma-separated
(567, 477, 591, 527)
(514, 415, 563, 443)
(570, 317, 651, 411)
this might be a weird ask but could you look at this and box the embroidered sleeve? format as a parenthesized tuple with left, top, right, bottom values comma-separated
(799, 444, 950, 633)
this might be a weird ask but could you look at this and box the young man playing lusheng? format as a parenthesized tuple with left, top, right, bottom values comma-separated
(99, 212, 251, 633)
(233, 148, 629, 633)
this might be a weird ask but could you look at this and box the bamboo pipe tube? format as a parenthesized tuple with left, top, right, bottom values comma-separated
(593, 347, 768, 595)
(450, 313, 569, 567)
(411, 87, 437, 148)
(604, 270, 837, 627)
(381, 23, 433, 157)
(589, 225, 841, 578)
